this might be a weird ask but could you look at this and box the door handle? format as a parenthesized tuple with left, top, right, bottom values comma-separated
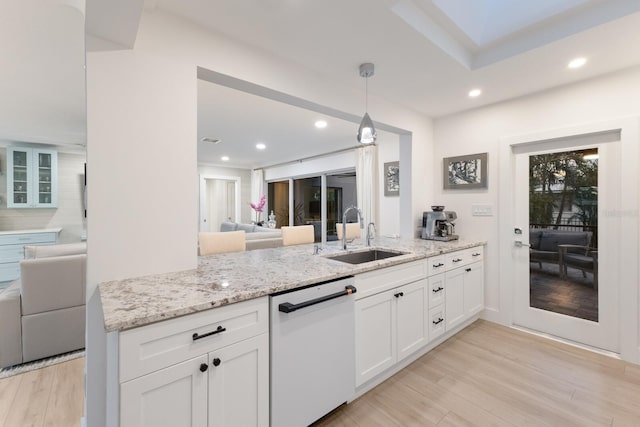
(514, 241, 531, 248)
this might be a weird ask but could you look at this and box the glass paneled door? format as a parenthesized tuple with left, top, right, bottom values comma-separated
(513, 143, 619, 352)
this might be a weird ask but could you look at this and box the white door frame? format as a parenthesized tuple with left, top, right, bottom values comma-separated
(198, 174, 241, 232)
(498, 117, 640, 363)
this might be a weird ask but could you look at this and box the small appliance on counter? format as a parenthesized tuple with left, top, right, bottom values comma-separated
(421, 206, 459, 241)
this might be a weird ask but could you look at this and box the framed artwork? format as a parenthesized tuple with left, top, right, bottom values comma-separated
(384, 161, 399, 196)
(443, 152, 487, 189)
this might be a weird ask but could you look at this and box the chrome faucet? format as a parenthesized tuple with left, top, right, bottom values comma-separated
(342, 206, 363, 250)
(366, 222, 376, 247)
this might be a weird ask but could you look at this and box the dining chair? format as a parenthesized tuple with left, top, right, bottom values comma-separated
(281, 225, 315, 246)
(198, 230, 246, 255)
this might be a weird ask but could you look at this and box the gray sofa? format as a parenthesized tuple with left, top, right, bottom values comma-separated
(0, 242, 86, 368)
(220, 222, 283, 250)
(529, 229, 593, 269)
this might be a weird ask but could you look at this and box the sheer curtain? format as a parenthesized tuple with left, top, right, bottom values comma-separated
(356, 145, 378, 231)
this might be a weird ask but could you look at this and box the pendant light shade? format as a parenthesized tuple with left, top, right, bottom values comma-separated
(357, 63, 376, 144)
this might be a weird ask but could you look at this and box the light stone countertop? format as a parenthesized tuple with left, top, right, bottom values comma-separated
(99, 237, 486, 332)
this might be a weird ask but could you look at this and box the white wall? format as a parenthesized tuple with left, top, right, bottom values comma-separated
(0, 148, 85, 242)
(433, 66, 640, 359)
(86, 9, 433, 425)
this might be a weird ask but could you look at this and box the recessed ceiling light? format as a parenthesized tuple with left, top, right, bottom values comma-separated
(200, 137, 221, 144)
(221, 156, 229, 161)
(315, 120, 328, 129)
(568, 57, 587, 69)
(468, 89, 482, 98)
(256, 143, 266, 150)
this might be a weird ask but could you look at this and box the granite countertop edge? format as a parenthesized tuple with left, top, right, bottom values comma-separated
(100, 238, 486, 333)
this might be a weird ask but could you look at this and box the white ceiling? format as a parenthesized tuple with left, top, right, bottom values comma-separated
(14, 1, 640, 166)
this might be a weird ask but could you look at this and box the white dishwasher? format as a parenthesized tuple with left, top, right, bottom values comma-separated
(270, 276, 356, 427)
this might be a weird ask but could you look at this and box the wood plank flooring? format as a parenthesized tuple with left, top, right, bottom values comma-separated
(0, 357, 84, 427)
(2, 321, 639, 427)
(316, 320, 640, 427)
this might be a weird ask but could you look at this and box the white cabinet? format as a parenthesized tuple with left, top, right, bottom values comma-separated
(119, 297, 269, 427)
(6, 147, 57, 208)
(355, 274, 428, 387)
(445, 256, 484, 331)
(121, 355, 208, 427)
(0, 229, 60, 282)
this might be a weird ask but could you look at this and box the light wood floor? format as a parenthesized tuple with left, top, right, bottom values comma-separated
(0, 357, 84, 427)
(2, 321, 640, 427)
(317, 320, 640, 427)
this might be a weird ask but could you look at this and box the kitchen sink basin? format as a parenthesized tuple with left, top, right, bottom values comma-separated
(327, 249, 407, 265)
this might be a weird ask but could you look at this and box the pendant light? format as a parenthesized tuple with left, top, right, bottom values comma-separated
(357, 63, 377, 144)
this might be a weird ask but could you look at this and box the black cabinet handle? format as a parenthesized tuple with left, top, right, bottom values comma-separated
(199, 363, 208, 373)
(192, 325, 226, 341)
(212, 358, 221, 367)
(465, 268, 472, 272)
(433, 318, 444, 325)
(432, 286, 444, 293)
(394, 292, 404, 298)
(453, 258, 463, 263)
(472, 253, 481, 257)
(433, 262, 444, 268)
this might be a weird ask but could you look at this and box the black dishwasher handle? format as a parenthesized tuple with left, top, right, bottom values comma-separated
(279, 285, 357, 313)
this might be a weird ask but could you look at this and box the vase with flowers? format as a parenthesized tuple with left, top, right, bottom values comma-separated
(250, 195, 266, 226)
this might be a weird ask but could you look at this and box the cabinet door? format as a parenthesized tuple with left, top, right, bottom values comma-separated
(445, 267, 465, 331)
(464, 262, 484, 317)
(396, 279, 428, 362)
(33, 149, 57, 208)
(208, 333, 269, 427)
(7, 148, 31, 208)
(121, 355, 208, 427)
(355, 290, 396, 387)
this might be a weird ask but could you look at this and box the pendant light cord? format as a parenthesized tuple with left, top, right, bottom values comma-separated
(365, 76, 368, 114)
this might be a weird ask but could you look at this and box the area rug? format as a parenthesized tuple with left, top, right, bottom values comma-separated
(0, 349, 84, 380)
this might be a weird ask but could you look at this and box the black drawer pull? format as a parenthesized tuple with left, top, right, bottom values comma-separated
(453, 258, 463, 263)
(212, 358, 221, 367)
(432, 286, 443, 293)
(192, 325, 226, 341)
(472, 253, 481, 257)
(199, 363, 208, 373)
(433, 318, 444, 325)
(465, 268, 472, 272)
(394, 292, 404, 298)
(433, 262, 444, 268)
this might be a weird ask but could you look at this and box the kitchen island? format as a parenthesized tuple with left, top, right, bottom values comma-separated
(99, 237, 485, 427)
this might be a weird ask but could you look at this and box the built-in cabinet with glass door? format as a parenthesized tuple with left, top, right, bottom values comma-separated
(6, 147, 58, 208)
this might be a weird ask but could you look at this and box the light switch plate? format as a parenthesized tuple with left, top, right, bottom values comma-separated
(472, 204, 493, 216)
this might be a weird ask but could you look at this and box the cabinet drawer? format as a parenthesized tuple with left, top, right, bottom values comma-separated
(0, 232, 57, 246)
(445, 251, 467, 270)
(0, 245, 26, 263)
(468, 246, 484, 263)
(0, 262, 20, 282)
(427, 256, 446, 276)
(428, 274, 445, 309)
(429, 306, 445, 341)
(354, 260, 427, 300)
(120, 297, 268, 382)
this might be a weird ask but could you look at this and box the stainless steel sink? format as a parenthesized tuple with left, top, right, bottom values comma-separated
(327, 249, 406, 265)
